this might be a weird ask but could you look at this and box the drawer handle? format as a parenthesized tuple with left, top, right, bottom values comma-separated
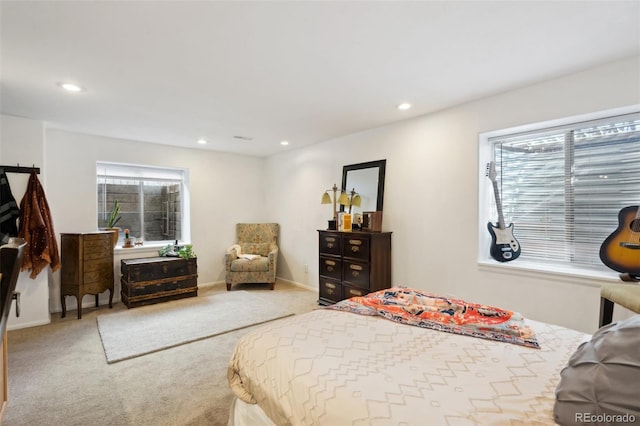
(326, 265, 334, 272)
(351, 246, 360, 253)
(348, 239, 362, 245)
(350, 264, 363, 271)
(325, 237, 336, 249)
(325, 282, 336, 289)
(349, 289, 363, 296)
(162, 265, 169, 274)
(351, 271, 360, 278)
(327, 288, 334, 295)
(325, 260, 336, 266)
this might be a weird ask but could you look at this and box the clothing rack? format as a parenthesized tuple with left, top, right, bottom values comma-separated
(0, 165, 40, 175)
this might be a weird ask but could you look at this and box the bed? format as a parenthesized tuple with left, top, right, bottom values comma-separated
(227, 287, 590, 425)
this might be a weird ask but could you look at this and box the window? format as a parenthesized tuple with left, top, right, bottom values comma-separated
(479, 108, 640, 275)
(97, 162, 189, 246)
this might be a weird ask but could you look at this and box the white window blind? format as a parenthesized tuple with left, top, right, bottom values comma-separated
(488, 112, 640, 270)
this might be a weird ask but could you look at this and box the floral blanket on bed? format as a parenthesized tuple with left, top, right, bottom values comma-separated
(327, 287, 540, 349)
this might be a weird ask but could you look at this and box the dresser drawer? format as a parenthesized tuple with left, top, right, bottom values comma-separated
(83, 266, 112, 284)
(83, 281, 110, 295)
(342, 236, 370, 261)
(319, 278, 342, 304)
(83, 235, 110, 250)
(319, 256, 342, 280)
(343, 285, 367, 299)
(343, 260, 370, 289)
(84, 258, 110, 272)
(319, 232, 341, 256)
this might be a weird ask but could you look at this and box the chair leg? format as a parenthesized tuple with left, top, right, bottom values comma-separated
(599, 297, 614, 327)
(226, 283, 231, 291)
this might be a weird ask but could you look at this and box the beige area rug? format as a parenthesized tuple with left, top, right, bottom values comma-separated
(96, 290, 294, 364)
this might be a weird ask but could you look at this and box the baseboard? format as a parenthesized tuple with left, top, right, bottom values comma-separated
(275, 277, 318, 293)
(7, 318, 51, 331)
(199, 279, 317, 293)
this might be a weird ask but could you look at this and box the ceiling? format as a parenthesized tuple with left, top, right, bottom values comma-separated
(1, 1, 639, 157)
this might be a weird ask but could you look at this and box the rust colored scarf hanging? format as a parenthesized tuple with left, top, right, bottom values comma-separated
(18, 171, 60, 278)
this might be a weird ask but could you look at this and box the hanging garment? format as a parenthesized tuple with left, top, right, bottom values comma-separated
(0, 168, 21, 244)
(18, 171, 61, 278)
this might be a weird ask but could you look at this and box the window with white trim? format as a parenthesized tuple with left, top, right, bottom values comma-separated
(479, 108, 640, 275)
(97, 162, 190, 246)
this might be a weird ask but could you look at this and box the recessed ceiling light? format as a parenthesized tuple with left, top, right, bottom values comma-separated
(280, 140, 289, 146)
(197, 138, 208, 145)
(397, 103, 412, 110)
(57, 82, 86, 93)
(233, 135, 253, 141)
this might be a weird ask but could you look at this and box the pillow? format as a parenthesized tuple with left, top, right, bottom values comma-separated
(554, 315, 640, 425)
(240, 243, 270, 257)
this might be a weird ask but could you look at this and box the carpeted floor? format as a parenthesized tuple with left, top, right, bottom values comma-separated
(3, 281, 318, 426)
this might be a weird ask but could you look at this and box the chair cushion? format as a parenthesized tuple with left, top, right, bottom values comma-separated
(553, 315, 640, 425)
(240, 243, 271, 257)
(230, 257, 270, 272)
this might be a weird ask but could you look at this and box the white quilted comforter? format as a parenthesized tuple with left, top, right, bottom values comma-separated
(228, 309, 589, 426)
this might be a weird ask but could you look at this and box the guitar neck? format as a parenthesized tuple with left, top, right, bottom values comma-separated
(492, 180, 506, 229)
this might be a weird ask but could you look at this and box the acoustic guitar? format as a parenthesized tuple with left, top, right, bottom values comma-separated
(486, 162, 521, 262)
(599, 205, 640, 275)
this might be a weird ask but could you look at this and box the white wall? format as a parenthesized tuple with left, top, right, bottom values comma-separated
(0, 115, 50, 329)
(267, 56, 640, 334)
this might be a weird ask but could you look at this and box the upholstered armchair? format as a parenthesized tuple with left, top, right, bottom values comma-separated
(225, 223, 279, 291)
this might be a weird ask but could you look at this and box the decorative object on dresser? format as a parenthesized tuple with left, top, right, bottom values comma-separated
(318, 230, 392, 305)
(321, 184, 349, 230)
(99, 199, 122, 247)
(362, 211, 383, 232)
(120, 256, 198, 308)
(60, 232, 114, 319)
(225, 223, 279, 291)
(340, 160, 386, 213)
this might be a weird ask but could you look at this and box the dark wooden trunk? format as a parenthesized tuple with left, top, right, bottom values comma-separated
(120, 257, 198, 308)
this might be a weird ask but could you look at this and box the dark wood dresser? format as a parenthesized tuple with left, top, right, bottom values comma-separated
(120, 257, 198, 308)
(318, 230, 392, 305)
(60, 232, 114, 319)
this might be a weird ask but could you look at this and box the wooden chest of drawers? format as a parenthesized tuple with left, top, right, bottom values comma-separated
(318, 230, 392, 305)
(120, 257, 198, 308)
(60, 232, 114, 319)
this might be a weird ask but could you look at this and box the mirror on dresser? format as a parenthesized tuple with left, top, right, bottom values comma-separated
(339, 159, 386, 215)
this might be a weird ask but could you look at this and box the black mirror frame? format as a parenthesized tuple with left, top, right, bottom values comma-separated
(340, 159, 386, 213)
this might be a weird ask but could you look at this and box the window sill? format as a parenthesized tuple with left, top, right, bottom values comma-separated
(114, 243, 165, 256)
(477, 258, 622, 288)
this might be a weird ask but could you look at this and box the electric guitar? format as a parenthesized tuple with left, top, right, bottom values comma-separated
(599, 205, 640, 275)
(486, 162, 521, 262)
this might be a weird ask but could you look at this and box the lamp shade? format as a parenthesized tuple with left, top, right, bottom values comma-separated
(321, 192, 332, 204)
(337, 191, 349, 205)
(352, 194, 362, 207)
